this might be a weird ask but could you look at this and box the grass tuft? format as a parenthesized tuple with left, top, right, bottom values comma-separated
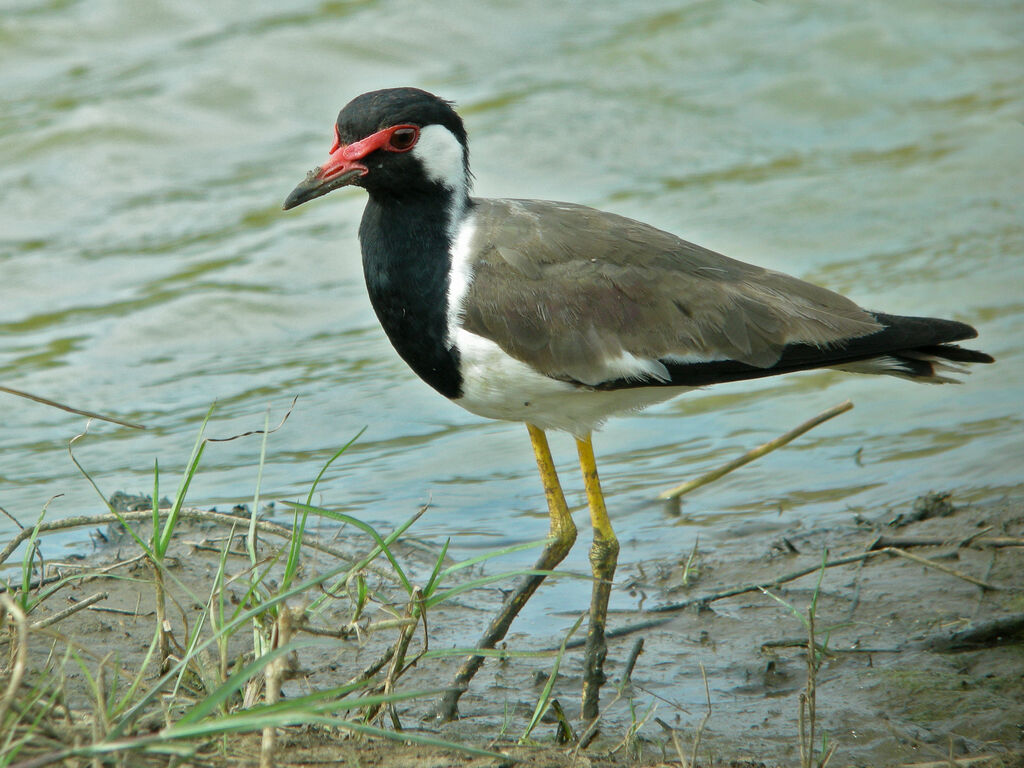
(0, 408, 519, 767)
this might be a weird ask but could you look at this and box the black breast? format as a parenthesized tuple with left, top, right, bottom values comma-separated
(358, 196, 463, 399)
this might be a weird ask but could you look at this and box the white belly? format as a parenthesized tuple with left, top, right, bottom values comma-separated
(453, 329, 690, 437)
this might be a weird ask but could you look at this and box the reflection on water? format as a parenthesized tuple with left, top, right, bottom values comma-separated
(1, 2, 1021, 621)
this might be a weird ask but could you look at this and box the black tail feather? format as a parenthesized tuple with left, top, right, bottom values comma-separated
(915, 344, 995, 365)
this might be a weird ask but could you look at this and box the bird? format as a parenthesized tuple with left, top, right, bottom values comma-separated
(283, 87, 993, 723)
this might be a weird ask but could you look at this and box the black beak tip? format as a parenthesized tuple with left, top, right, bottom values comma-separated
(283, 179, 316, 211)
(282, 168, 363, 212)
(282, 167, 327, 211)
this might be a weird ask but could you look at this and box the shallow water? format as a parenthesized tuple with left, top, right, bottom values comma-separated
(1, 1, 1021, 627)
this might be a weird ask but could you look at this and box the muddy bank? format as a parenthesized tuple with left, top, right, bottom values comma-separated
(9, 489, 1024, 766)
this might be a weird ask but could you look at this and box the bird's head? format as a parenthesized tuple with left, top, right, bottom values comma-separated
(283, 87, 470, 210)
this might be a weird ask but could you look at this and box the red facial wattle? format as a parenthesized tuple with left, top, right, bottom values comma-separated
(317, 123, 421, 182)
(283, 123, 420, 210)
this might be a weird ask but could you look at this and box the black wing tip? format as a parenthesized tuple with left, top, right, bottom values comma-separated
(871, 312, 978, 342)
(869, 313, 993, 364)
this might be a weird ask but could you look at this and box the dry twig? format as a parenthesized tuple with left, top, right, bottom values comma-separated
(0, 508, 354, 569)
(30, 592, 108, 630)
(660, 400, 853, 501)
(868, 535, 1023, 550)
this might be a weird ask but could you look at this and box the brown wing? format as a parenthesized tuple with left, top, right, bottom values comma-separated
(459, 198, 882, 386)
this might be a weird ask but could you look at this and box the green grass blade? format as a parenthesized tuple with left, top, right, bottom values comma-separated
(74, 709, 507, 763)
(158, 405, 214, 556)
(759, 586, 809, 630)
(423, 568, 582, 609)
(306, 427, 366, 505)
(151, 459, 159, 544)
(521, 612, 585, 742)
(113, 628, 161, 717)
(422, 537, 451, 598)
(18, 508, 47, 610)
(176, 641, 315, 726)
(282, 506, 308, 592)
(67, 429, 117, 515)
(285, 501, 418, 596)
(246, 408, 272, 566)
(437, 537, 549, 579)
(809, 547, 829, 617)
(108, 551, 362, 738)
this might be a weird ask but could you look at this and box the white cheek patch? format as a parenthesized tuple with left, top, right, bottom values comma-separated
(413, 124, 467, 191)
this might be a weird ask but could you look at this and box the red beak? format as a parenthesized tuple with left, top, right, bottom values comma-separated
(283, 130, 368, 210)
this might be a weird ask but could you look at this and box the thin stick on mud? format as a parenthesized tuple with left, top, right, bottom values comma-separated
(868, 535, 1024, 550)
(0, 509, 354, 570)
(885, 546, 1003, 590)
(660, 545, 1010, 612)
(620, 637, 644, 686)
(347, 644, 397, 687)
(30, 592, 108, 630)
(659, 400, 853, 501)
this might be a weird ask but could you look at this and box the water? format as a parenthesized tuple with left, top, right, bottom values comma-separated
(1, 0, 1021, 625)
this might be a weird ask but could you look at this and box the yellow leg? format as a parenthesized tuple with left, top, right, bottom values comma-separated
(576, 433, 620, 722)
(433, 423, 577, 722)
(527, 423, 578, 545)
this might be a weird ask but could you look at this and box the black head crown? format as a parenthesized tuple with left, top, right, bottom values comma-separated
(337, 88, 466, 146)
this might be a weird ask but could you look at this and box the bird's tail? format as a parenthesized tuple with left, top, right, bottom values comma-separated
(831, 313, 994, 383)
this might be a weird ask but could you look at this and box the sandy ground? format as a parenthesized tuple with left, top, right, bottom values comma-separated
(10, 488, 1024, 767)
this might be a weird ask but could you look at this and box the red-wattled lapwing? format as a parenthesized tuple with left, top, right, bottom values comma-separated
(283, 87, 993, 722)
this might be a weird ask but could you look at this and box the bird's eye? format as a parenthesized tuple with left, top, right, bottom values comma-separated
(388, 126, 419, 151)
